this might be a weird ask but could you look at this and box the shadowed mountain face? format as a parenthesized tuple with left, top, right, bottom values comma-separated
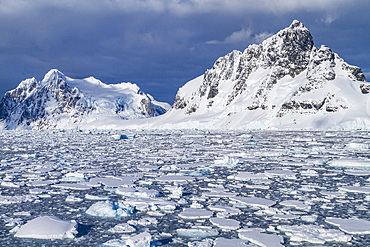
(0, 69, 170, 129)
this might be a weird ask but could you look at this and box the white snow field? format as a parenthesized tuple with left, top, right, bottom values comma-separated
(0, 129, 369, 246)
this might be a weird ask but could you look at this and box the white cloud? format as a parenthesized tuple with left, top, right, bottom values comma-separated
(320, 12, 340, 24)
(206, 28, 273, 45)
(253, 32, 273, 43)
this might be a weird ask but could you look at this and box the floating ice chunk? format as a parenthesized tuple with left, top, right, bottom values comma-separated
(65, 195, 83, 202)
(85, 194, 113, 200)
(116, 187, 160, 198)
(339, 186, 370, 194)
(325, 217, 370, 234)
(345, 142, 369, 150)
(214, 155, 240, 166)
(29, 188, 46, 194)
(86, 177, 136, 188)
(26, 180, 55, 187)
(178, 208, 213, 219)
(328, 158, 370, 169)
(167, 185, 183, 199)
(102, 239, 127, 246)
(238, 228, 284, 247)
(265, 169, 296, 179)
(52, 183, 91, 190)
(300, 215, 318, 223)
(124, 198, 177, 212)
(177, 226, 218, 239)
(300, 169, 318, 176)
(14, 216, 77, 239)
(156, 174, 194, 183)
(208, 205, 242, 217)
(279, 200, 310, 211)
(61, 172, 86, 182)
(1, 181, 25, 188)
(112, 134, 136, 140)
(126, 232, 151, 247)
(230, 196, 276, 208)
(277, 224, 351, 244)
(188, 238, 213, 247)
(228, 172, 269, 181)
(86, 201, 134, 218)
(344, 169, 370, 176)
(13, 211, 32, 217)
(213, 237, 250, 246)
(0, 195, 38, 204)
(203, 188, 237, 198)
(129, 217, 158, 226)
(210, 217, 240, 230)
(109, 223, 136, 234)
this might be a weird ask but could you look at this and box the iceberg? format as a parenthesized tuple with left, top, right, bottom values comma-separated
(126, 232, 151, 247)
(86, 201, 134, 218)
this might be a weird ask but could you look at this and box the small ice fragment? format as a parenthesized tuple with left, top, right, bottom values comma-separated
(210, 217, 240, 230)
(61, 172, 86, 182)
(178, 208, 213, 219)
(227, 172, 269, 181)
(328, 158, 370, 169)
(230, 196, 276, 208)
(156, 175, 194, 182)
(116, 187, 160, 198)
(85, 194, 113, 200)
(188, 238, 213, 247)
(325, 217, 370, 234)
(126, 232, 151, 247)
(86, 201, 134, 218)
(279, 200, 310, 211)
(339, 186, 370, 194)
(51, 183, 90, 190)
(14, 216, 77, 239)
(102, 239, 127, 246)
(177, 226, 218, 239)
(213, 237, 250, 246)
(108, 223, 136, 234)
(65, 195, 83, 203)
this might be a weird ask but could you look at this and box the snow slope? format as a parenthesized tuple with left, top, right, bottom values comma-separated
(123, 20, 369, 130)
(0, 69, 170, 130)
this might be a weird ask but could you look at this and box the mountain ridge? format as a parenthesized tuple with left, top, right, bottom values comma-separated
(0, 69, 170, 129)
(1, 20, 369, 130)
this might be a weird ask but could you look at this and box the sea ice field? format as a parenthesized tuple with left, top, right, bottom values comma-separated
(0, 130, 369, 246)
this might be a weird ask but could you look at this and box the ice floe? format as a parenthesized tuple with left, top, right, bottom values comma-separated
(14, 216, 77, 239)
(325, 217, 370, 234)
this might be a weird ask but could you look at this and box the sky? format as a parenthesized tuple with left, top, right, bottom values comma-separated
(0, 0, 369, 104)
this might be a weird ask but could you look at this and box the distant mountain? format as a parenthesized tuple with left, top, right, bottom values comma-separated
(0, 69, 170, 129)
(155, 20, 369, 130)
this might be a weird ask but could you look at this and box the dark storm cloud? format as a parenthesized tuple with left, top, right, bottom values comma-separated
(0, 0, 368, 103)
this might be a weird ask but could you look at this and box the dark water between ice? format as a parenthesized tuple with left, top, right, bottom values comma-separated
(0, 130, 369, 246)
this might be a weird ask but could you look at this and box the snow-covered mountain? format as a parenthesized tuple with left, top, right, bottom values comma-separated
(0, 69, 170, 129)
(155, 20, 369, 130)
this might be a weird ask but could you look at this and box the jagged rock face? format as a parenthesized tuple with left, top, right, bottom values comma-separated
(172, 20, 369, 128)
(0, 70, 170, 129)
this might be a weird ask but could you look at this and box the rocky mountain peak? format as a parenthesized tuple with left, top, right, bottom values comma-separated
(171, 20, 369, 129)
